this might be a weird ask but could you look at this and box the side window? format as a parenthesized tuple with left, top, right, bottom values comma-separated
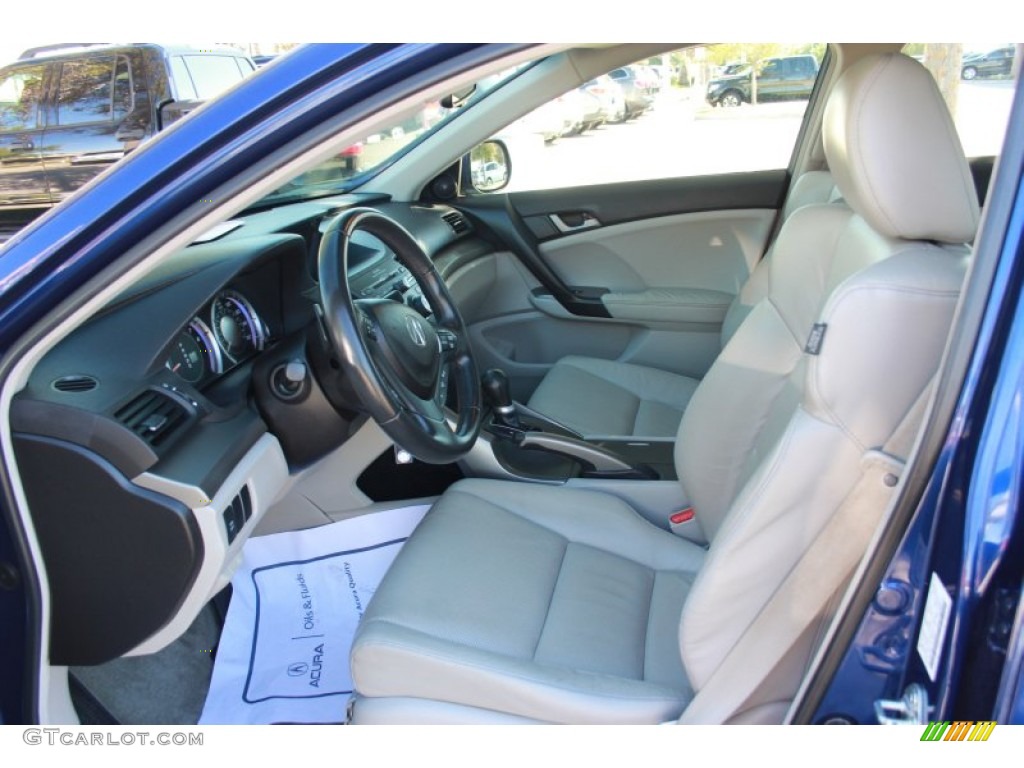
(0, 66, 45, 131)
(497, 43, 825, 193)
(169, 57, 198, 101)
(57, 57, 128, 126)
(901, 44, 1017, 159)
(179, 56, 249, 101)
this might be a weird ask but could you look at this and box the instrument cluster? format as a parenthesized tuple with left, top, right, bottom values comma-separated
(165, 290, 268, 386)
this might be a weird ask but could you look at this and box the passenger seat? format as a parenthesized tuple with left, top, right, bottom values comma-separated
(527, 170, 841, 439)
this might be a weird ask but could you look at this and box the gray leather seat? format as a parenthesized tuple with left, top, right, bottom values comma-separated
(349, 54, 977, 724)
(527, 170, 841, 439)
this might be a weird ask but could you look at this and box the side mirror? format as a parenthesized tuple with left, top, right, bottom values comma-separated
(467, 139, 511, 193)
(156, 97, 203, 131)
(441, 85, 477, 109)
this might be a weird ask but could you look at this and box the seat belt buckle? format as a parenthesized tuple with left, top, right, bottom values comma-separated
(669, 508, 694, 525)
(669, 507, 707, 546)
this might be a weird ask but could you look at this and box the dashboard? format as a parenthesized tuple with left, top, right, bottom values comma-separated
(9, 193, 493, 665)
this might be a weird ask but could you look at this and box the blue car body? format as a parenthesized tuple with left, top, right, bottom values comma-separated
(0, 43, 1022, 725)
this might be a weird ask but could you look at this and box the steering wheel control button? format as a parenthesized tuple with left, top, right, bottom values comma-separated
(437, 329, 458, 352)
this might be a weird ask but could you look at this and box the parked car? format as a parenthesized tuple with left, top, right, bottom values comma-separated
(961, 46, 1016, 80)
(582, 74, 626, 124)
(572, 88, 605, 133)
(647, 63, 673, 91)
(0, 43, 255, 230)
(473, 160, 504, 186)
(706, 53, 819, 107)
(719, 61, 750, 76)
(607, 64, 653, 118)
(0, 44, 1021, 731)
(551, 89, 592, 137)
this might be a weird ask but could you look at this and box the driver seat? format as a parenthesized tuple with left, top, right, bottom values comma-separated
(347, 53, 978, 724)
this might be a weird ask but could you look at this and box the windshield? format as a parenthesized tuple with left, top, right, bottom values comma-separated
(258, 63, 534, 206)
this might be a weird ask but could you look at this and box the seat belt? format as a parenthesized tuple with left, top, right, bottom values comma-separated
(679, 382, 932, 725)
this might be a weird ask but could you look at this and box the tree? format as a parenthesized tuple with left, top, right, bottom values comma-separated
(923, 44, 963, 118)
(794, 43, 827, 64)
(705, 43, 782, 68)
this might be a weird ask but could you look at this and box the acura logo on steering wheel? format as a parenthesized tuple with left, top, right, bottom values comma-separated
(405, 315, 427, 347)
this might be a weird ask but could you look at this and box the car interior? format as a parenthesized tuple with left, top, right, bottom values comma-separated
(0, 42, 1015, 724)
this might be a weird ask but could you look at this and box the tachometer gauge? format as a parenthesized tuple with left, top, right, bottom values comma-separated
(211, 290, 267, 361)
(166, 319, 222, 384)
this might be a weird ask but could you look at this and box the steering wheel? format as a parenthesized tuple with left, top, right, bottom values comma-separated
(317, 208, 481, 463)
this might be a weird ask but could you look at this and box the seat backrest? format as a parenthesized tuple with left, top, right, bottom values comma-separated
(673, 53, 979, 715)
(719, 169, 841, 345)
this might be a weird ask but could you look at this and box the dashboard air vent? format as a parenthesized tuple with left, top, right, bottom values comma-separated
(52, 375, 98, 393)
(441, 210, 470, 235)
(114, 390, 190, 447)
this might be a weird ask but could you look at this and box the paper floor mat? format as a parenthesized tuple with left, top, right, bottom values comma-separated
(199, 504, 429, 724)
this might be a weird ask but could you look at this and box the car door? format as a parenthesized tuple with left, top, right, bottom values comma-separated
(446, 45, 828, 401)
(0, 63, 51, 211)
(754, 57, 788, 101)
(39, 54, 144, 206)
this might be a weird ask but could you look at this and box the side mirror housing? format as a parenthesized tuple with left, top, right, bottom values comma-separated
(466, 139, 511, 193)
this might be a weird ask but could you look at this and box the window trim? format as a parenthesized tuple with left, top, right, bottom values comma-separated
(112, 55, 135, 123)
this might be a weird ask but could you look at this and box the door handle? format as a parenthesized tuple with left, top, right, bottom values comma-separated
(9, 139, 34, 151)
(115, 127, 145, 142)
(70, 151, 126, 165)
(549, 212, 601, 233)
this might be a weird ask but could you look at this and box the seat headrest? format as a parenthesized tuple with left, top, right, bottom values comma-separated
(824, 52, 979, 244)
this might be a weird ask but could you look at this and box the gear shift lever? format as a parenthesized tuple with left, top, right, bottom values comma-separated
(482, 368, 521, 429)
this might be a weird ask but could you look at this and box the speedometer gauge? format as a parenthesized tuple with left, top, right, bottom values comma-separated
(211, 290, 267, 361)
(166, 319, 222, 384)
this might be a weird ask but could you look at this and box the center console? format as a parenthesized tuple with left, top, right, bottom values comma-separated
(471, 368, 676, 484)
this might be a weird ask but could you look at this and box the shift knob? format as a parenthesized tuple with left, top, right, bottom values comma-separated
(482, 368, 512, 409)
(482, 368, 520, 427)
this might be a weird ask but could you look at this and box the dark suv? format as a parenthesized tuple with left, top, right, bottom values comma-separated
(961, 47, 1015, 80)
(0, 44, 255, 231)
(706, 54, 819, 107)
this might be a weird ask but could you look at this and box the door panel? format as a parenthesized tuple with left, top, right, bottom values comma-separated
(454, 171, 790, 399)
(538, 208, 775, 294)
